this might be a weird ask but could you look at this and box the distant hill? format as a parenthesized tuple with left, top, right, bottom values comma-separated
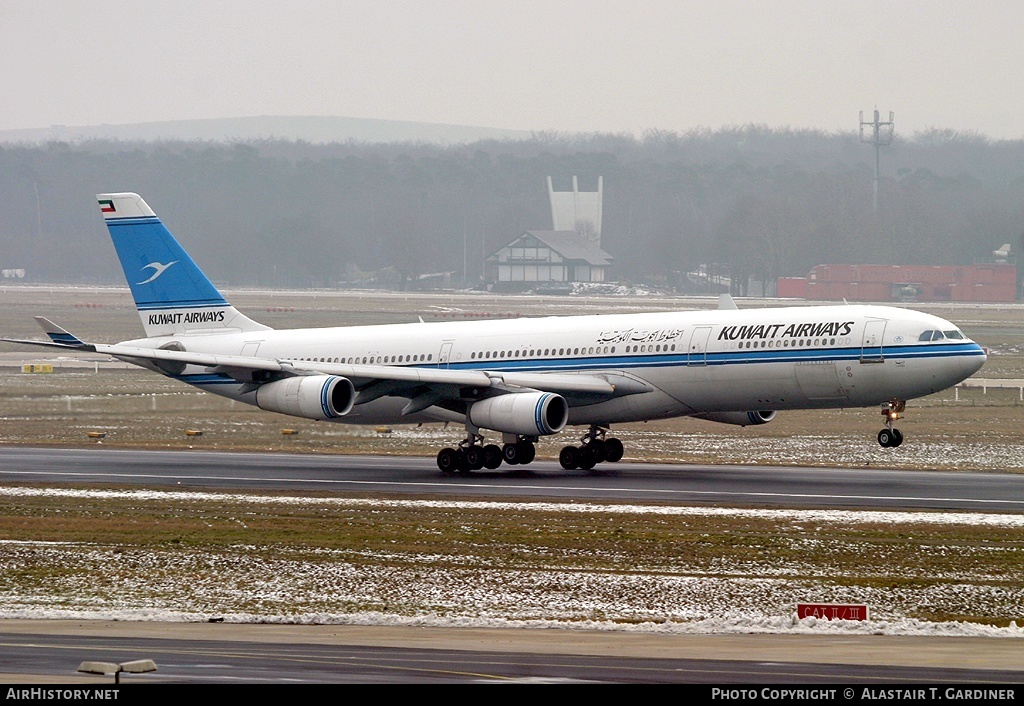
(0, 115, 533, 145)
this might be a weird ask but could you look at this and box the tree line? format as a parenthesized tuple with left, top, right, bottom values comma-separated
(1, 126, 1022, 291)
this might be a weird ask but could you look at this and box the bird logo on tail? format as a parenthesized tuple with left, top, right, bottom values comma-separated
(137, 261, 178, 285)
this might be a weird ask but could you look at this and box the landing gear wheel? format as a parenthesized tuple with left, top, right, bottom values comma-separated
(559, 445, 579, 470)
(890, 428, 904, 447)
(517, 441, 536, 465)
(437, 447, 459, 473)
(878, 429, 898, 447)
(464, 445, 485, 471)
(483, 444, 503, 469)
(578, 444, 600, 470)
(502, 442, 521, 465)
(604, 437, 624, 463)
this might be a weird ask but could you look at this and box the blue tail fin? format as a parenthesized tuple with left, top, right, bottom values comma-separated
(97, 193, 269, 337)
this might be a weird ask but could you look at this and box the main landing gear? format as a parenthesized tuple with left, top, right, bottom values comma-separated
(436, 430, 537, 474)
(436, 424, 626, 474)
(559, 426, 624, 470)
(877, 398, 905, 448)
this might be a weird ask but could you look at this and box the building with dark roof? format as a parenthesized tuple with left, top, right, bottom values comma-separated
(486, 230, 613, 290)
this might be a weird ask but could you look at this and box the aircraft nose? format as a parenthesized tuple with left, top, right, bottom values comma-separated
(962, 344, 988, 378)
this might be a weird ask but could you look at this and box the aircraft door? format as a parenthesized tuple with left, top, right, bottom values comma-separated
(687, 326, 713, 366)
(860, 320, 886, 363)
(438, 341, 454, 368)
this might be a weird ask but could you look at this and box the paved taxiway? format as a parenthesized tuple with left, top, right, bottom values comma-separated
(2, 620, 1024, 684)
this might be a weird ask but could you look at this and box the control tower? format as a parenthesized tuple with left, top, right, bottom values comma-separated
(547, 176, 603, 244)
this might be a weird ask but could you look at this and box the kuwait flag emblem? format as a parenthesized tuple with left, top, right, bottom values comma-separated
(98, 199, 115, 213)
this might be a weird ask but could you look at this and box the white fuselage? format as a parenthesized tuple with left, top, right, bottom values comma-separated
(121, 303, 987, 432)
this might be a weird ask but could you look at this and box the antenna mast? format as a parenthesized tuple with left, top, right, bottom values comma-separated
(860, 108, 895, 215)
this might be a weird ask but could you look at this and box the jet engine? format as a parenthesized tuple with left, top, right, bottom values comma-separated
(469, 391, 569, 436)
(255, 375, 355, 420)
(694, 410, 776, 426)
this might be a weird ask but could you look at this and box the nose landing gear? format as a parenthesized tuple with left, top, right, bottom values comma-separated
(878, 399, 905, 448)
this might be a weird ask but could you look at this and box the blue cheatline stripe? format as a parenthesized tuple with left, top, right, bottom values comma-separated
(167, 342, 984, 393)
(321, 376, 338, 418)
(442, 342, 985, 375)
(47, 333, 82, 344)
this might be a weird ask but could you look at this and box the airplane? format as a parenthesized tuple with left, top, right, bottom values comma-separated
(3, 192, 988, 473)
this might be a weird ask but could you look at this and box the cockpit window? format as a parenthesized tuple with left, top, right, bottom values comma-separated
(920, 329, 966, 342)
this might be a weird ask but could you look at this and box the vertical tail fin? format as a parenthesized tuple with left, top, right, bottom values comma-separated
(97, 193, 269, 337)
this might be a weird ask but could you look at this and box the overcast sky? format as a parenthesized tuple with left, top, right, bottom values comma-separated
(2, 1, 1022, 139)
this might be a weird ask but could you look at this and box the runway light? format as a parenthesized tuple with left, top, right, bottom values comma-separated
(78, 659, 157, 684)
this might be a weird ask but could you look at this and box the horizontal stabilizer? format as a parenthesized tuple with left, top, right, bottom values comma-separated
(34, 316, 86, 346)
(0, 318, 96, 351)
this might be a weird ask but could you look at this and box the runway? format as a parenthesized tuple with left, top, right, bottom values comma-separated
(1, 446, 1023, 684)
(2, 446, 1024, 511)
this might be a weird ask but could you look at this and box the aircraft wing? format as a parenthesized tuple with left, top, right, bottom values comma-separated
(6, 316, 649, 411)
(92, 341, 606, 386)
(5, 326, 645, 406)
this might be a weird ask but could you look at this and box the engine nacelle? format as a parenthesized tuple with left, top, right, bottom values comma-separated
(469, 391, 569, 436)
(694, 410, 776, 427)
(255, 375, 355, 420)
